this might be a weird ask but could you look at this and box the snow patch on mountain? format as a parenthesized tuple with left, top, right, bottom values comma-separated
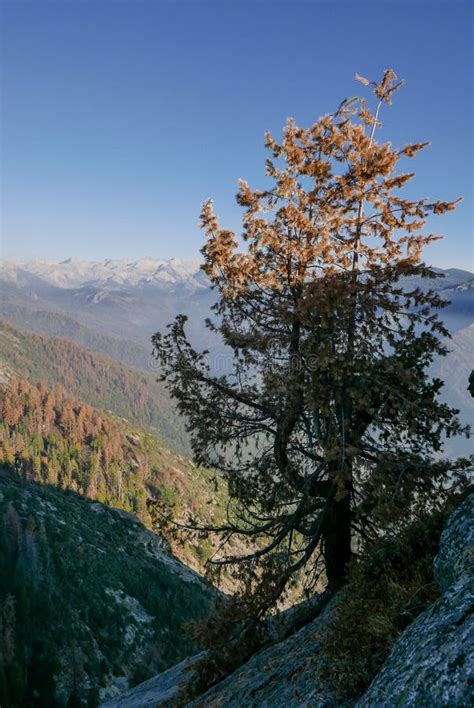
(0, 257, 206, 289)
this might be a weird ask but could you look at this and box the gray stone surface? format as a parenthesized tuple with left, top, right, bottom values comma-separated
(434, 493, 474, 592)
(189, 598, 340, 708)
(358, 493, 474, 708)
(101, 654, 205, 707)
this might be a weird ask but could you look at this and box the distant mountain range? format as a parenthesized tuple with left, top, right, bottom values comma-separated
(0, 258, 217, 361)
(0, 258, 472, 454)
(0, 259, 472, 352)
(0, 257, 206, 289)
(0, 257, 472, 293)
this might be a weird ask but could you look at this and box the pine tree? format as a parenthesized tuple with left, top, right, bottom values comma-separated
(153, 70, 469, 611)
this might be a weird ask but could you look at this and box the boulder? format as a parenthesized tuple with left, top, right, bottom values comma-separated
(357, 493, 473, 707)
(101, 654, 205, 708)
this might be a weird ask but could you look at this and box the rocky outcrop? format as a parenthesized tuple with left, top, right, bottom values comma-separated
(358, 493, 474, 707)
(101, 494, 474, 707)
(188, 599, 340, 708)
(102, 599, 341, 708)
(434, 493, 473, 593)
(101, 655, 205, 708)
(101, 594, 337, 708)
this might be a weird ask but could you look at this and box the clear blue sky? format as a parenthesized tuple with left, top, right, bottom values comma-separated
(1, 0, 472, 268)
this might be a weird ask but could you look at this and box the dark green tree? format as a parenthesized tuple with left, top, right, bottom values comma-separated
(153, 70, 469, 613)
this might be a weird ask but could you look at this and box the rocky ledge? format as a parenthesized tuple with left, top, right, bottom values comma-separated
(102, 493, 474, 707)
(357, 493, 473, 707)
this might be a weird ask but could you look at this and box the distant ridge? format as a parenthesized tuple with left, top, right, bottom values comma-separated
(0, 256, 206, 289)
(1, 257, 472, 290)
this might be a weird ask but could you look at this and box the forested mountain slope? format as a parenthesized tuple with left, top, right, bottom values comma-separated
(0, 376, 228, 571)
(0, 471, 215, 707)
(0, 319, 190, 455)
(0, 302, 153, 371)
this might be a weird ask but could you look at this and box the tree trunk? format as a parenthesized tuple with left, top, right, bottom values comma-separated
(321, 482, 352, 589)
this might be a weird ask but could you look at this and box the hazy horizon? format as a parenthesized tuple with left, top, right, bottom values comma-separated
(1, 254, 473, 278)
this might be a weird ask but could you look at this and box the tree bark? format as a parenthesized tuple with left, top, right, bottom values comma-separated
(321, 481, 352, 589)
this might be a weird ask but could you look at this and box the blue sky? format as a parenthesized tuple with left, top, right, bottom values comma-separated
(1, 0, 472, 268)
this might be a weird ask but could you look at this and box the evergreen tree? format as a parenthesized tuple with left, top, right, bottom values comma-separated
(153, 70, 469, 611)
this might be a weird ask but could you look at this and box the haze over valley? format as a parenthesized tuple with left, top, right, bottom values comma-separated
(1, 257, 472, 453)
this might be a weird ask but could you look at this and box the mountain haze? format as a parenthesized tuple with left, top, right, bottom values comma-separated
(1, 258, 472, 453)
(0, 258, 471, 362)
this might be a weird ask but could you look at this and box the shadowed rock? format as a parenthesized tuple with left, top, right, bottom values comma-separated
(101, 655, 205, 708)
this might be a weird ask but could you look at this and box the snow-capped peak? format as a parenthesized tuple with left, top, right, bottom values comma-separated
(0, 257, 206, 289)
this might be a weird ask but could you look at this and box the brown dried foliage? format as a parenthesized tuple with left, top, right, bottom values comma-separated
(152, 70, 470, 633)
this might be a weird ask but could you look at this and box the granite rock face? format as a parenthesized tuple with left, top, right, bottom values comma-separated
(434, 493, 474, 592)
(358, 493, 474, 707)
(100, 597, 341, 708)
(101, 494, 474, 707)
(100, 655, 205, 708)
(189, 598, 340, 708)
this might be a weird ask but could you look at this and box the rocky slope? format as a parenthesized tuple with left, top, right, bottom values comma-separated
(358, 493, 473, 707)
(101, 493, 474, 707)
